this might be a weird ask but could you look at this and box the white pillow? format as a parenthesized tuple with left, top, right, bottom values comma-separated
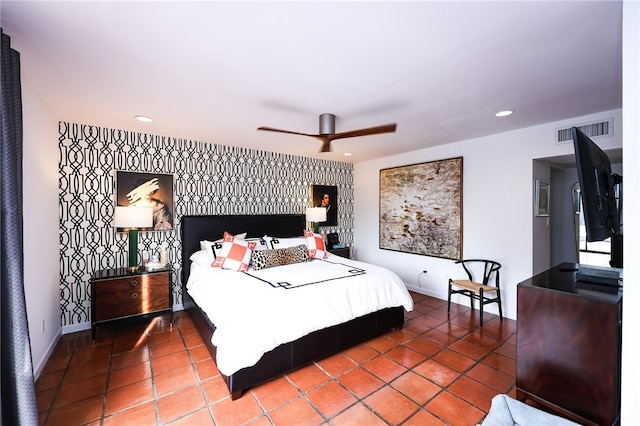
(246, 235, 271, 251)
(189, 249, 212, 266)
(200, 232, 247, 261)
(266, 236, 307, 250)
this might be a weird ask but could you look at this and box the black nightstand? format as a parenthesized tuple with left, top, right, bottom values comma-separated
(328, 247, 351, 259)
(91, 266, 172, 339)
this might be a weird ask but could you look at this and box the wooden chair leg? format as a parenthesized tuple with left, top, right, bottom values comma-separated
(447, 281, 452, 313)
(479, 288, 484, 326)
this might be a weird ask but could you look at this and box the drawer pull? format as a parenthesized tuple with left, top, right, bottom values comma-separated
(131, 293, 138, 299)
(130, 280, 138, 287)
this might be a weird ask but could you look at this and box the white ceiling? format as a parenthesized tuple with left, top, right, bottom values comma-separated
(1, 1, 623, 163)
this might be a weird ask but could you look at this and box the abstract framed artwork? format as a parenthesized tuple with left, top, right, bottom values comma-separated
(116, 171, 174, 230)
(535, 180, 550, 217)
(379, 157, 463, 260)
(310, 184, 338, 226)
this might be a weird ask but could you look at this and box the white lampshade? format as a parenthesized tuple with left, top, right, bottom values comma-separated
(305, 207, 327, 223)
(114, 206, 153, 229)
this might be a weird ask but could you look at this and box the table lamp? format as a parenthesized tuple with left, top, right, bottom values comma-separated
(305, 207, 327, 234)
(114, 206, 153, 272)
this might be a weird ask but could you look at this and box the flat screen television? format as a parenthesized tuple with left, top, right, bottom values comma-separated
(571, 126, 622, 268)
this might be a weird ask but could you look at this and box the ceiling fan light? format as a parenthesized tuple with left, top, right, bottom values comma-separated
(319, 113, 336, 135)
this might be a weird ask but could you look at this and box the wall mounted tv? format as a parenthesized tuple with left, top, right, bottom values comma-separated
(572, 126, 622, 268)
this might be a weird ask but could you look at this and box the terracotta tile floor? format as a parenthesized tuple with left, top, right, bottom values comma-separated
(36, 293, 517, 425)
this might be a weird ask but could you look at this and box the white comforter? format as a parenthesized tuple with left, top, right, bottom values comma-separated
(186, 253, 414, 376)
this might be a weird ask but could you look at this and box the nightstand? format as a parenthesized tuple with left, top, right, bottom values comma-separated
(328, 246, 351, 259)
(91, 266, 172, 339)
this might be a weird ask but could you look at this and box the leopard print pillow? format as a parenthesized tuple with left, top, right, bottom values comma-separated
(251, 244, 308, 271)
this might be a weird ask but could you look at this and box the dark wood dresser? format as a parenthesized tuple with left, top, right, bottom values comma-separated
(91, 266, 172, 339)
(516, 263, 622, 426)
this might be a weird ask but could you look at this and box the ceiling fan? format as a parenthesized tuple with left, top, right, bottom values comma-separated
(257, 113, 397, 153)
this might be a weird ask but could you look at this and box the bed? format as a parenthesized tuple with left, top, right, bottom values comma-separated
(180, 214, 413, 400)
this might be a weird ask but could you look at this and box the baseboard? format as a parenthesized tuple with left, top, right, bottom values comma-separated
(405, 284, 440, 299)
(62, 322, 91, 335)
(33, 328, 62, 380)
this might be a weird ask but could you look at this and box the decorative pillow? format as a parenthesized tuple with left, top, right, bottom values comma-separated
(304, 230, 328, 259)
(245, 236, 271, 251)
(189, 249, 212, 266)
(200, 232, 247, 261)
(212, 232, 256, 272)
(266, 236, 308, 250)
(251, 244, 309, 271)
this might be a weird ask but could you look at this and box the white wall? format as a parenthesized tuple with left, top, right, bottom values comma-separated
(621, 0, 639, 423)
(21, 82, 62, 377)
(354, 109, 622, 321)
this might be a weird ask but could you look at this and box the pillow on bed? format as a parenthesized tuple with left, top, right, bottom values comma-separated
(212, 232, 256, 272)
(245, 236, 271, 251)
(304, 230, 328, 259)
(251, 244, 309, 271)
(189, 249, 213, 266)
(266, 236, 308, 250)
(200, 232, 247, 261)
(190, 239, 266, 267)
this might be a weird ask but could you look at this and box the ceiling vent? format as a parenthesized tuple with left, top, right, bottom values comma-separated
(555, 118, 613, 144)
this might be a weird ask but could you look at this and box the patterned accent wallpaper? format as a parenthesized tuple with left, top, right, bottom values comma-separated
(58, 122, 354, 327)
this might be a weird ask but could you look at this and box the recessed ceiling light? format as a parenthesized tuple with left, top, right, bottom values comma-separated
(495, 110, 514, 117)
(134, 115, 153, 123)
(344, 152, 352, 156)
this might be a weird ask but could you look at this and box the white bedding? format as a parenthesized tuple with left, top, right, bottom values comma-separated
(186, 253, 414, 376)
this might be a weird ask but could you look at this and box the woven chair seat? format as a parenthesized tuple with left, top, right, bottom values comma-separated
(450, 279, 499, 293)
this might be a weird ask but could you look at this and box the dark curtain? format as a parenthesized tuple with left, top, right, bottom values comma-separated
(1, 29, 39, 425)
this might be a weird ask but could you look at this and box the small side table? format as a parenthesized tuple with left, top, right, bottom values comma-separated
(91, 266, 172, 339)
(328, 247, 351, 259)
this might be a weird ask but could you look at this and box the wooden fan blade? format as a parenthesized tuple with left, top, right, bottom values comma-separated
(257, 126, 317, 138)
(319, 139, 332, 153)
(328, 123, 397, 141)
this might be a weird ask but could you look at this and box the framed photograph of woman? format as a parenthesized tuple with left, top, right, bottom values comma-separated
(310, 184, 338, 226)
(116, 171, 174, 230)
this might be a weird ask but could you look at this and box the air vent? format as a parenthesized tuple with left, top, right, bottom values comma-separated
(555, 118, 613, 144)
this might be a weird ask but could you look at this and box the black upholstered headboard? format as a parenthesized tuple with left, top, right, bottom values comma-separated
(180, 214, 306, 297)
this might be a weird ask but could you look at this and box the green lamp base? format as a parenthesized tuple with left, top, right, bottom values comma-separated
(128, 228, 139, 272)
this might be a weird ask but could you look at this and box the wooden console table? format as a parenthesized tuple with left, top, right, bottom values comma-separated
(516, 263, 622, 426)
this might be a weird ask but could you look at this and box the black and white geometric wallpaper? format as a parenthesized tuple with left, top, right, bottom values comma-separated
(58, 121, 354, 327)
